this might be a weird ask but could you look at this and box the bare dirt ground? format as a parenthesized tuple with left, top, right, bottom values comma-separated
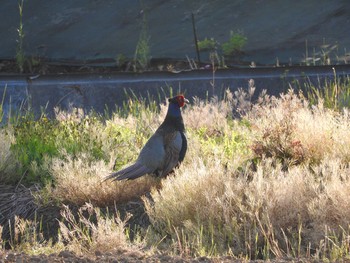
(0, 250, 315, 263)
(0, 250, 213, 263)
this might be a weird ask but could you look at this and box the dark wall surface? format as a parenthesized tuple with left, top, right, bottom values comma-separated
(1, 1, 349, 66)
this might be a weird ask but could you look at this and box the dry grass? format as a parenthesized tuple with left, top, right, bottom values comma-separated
(45, 106, 163, 207)
(249, 90, 350, 166)
(0, 129, 19, 184)
(183, 96, 231, 135)
(5, 215, 64, 255)
(145, 156, 350, 258)
(58, 203, 141, 255)
(3, 86, 350, 260)
(0, 185, 38, 231)
(0, 202, 137, 257)
(144, 89, 350, 259)
(48, 151, 159, 207)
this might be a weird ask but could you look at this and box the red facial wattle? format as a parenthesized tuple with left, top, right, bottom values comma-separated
(176, 95, 186, 107)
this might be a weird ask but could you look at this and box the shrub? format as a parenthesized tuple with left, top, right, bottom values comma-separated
(248, 90, 350, 166)
(197, 37, 218, 52)
(221, 31, 247, 56)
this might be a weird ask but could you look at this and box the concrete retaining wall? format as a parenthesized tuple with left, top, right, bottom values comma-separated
(1, 65, 349, 120)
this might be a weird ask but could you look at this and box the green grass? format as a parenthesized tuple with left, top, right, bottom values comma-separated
(305, 69, 350, 110)
(196, 31, 247, 64)
(16, 0, 25, 73)
(197, 37, 218, 52)
(2, 80, 350, 261)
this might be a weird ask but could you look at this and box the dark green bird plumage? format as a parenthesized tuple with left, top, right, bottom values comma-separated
(105, 95, 188, 181)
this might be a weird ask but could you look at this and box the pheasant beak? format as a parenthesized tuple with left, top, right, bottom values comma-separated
(184, 99, 189, 107)
(180, 96, 190, 107)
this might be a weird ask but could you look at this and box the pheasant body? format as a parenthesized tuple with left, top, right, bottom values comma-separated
(105, 95, 188, 181)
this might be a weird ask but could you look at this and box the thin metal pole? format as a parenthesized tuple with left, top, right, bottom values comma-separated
(191, 12, 201, 64)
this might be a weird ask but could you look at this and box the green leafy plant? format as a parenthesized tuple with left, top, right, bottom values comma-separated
(133, 6, 151, 71)
(12, 115, 59, 184)
(196, 31, 247, 65)
(115, 53, 128, 68)
(16, 0, 25, 73)
(11, 113, 108, 185)
(221, 31, 247, 56)
(56, 116, 106, 160)
(197, 37, 218, 52)
(133, 32, 150, 71)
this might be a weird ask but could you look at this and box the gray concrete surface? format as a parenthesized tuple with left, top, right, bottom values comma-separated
(1, 1, 349, 66)
(1, 65, 349, 121)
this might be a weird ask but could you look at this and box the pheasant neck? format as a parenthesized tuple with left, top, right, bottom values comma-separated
(161, 104, 185, 132)
(167, 103, 181, 117)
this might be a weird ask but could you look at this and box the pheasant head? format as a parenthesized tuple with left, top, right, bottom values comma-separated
(167, 95, 188, 117)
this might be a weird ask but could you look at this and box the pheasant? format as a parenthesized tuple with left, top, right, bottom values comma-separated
(105, 95, 188, 181)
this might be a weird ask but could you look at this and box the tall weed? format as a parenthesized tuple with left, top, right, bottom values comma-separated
(305, 70, 350, 110)
(0, 129, 19, 184)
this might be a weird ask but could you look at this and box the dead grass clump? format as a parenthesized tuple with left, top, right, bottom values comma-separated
(248, 91, 309, 166)
(291, 103, 350, 164)
(0, 185, 38, 237)
(307, 159, 350, 232)
(267, 159, 350, 256)
(249, 90, 350, 166)
(59, 203, 140, 255)
(0, 129, 19, 184)
(49, 151, 159, 207)
(145, 154, 350, 258)
(1, 203, 137, 256)
(267, 165, 316, 227)
(145, 157, 264, 256)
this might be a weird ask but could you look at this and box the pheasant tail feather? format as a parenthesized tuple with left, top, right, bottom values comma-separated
(105, 162, 153, 181)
